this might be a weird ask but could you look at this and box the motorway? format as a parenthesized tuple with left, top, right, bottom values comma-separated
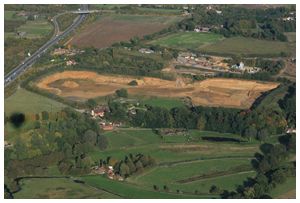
(4, 6, 88, 87)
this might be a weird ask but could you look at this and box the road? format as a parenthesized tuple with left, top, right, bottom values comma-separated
(4, 5, 89, 87)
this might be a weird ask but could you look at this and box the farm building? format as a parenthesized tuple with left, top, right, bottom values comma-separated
(91, 106, 110, 118)
(139, 48, 154, 54)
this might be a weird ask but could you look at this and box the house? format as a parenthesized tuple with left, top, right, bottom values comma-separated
(91, 106, 109, 118)
(194, 26, 211, 33)
(139, 48, 154, 54)
(216, 10, 222, 14)
(286, 128, 296, 134)
(66, 60, 77, 66)
(16, 31, 26, 38)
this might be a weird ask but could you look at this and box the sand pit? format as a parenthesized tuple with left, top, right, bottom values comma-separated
(36, 71, 279, 109)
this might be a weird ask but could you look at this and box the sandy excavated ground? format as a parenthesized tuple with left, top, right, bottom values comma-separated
(36, 71, 279, 109)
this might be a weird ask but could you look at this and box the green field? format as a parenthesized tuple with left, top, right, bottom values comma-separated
(82, 175, 214, 198)
(5, 88, 66, 115)
(201, 37, 292, 56)
(14, 178, 119, 199)
(268, 177, 296, 198)
(4, 11, 27, 20)
(17, 19, 53, 38)
(140, 96, 185, 109)
(149, 32, 223, 49)
(285, 32, 296, 43)
(109, 14, 182, 24)
(84, 128, 262, 198)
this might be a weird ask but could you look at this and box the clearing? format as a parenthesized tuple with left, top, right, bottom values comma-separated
(35, 70, 279, 109)
(70, 14, 182, 48)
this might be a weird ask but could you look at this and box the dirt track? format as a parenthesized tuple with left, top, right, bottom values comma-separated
(36, 71, 279, 109)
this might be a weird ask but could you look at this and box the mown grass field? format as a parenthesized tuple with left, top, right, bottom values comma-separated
(149, 32, 223, 50)
(4, 88, 66, 115)
(201, 37, 292, 56)
(14, 178, 119, 199)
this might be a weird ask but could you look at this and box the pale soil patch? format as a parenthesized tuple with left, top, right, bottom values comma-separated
(61, 80, 79, 88)
(36, 71, 279, 109)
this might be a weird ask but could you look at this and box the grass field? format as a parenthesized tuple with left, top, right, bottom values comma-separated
(82, 175, 214, 198)
(17, 19, 53, 38)
(4, 88, 66, 115)
(85, 128, 262, 198)
(285, 32, 296, 43)
(140, 96, 185, 109)
(149, 32, 223, 50)
(14, 178, 119, 199)
(70, 14, 182, 48)
(201, 37, 292, 57)
(268, 177, 296, 198)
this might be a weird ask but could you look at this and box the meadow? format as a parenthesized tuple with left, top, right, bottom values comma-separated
(84, 128, 266, 198)
(14, 178, 119, 199)
(201, 37, 292, 57)
(17, 19, 53, 38)
(149, 32, 223, 50)
(4, 88, 66, 115)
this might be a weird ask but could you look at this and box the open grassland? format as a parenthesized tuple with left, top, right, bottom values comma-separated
(149, 32, 223, 50)
(85, 128, 263, 198)
(128, 158, 254, 193)
(90, 128, 263, 164)
(35, 71, 279, 109)
(138, 96, 185, 109)
(82, 175, 214, 198)
(201, 37, 292, 57)
(70, 14, 182, 48)
(14, 178, 119, 199)
(4, 88, 66, 115)
(17, 19, 53, 38)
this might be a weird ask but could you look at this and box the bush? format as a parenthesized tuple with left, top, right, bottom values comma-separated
(115, 88, 128, 98)
(128, 80, 138, 86)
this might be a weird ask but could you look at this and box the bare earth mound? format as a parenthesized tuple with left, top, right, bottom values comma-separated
(36, 71, 279, 109)
(70, 16, 171, 49)
(61, 80, 79, 88)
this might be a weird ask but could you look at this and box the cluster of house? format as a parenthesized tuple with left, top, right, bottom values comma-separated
(286, 128, 296, 134)
(91, 165, 124, 181)
(66, 60, 77, 66)
(282, 12, 295, 21)
(231, 62, 261, 74)
(90, 105, 122, 131)
(176, 52, 230, 71)
(51, 47, 83, 56)
(206, 5, 222, 14)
